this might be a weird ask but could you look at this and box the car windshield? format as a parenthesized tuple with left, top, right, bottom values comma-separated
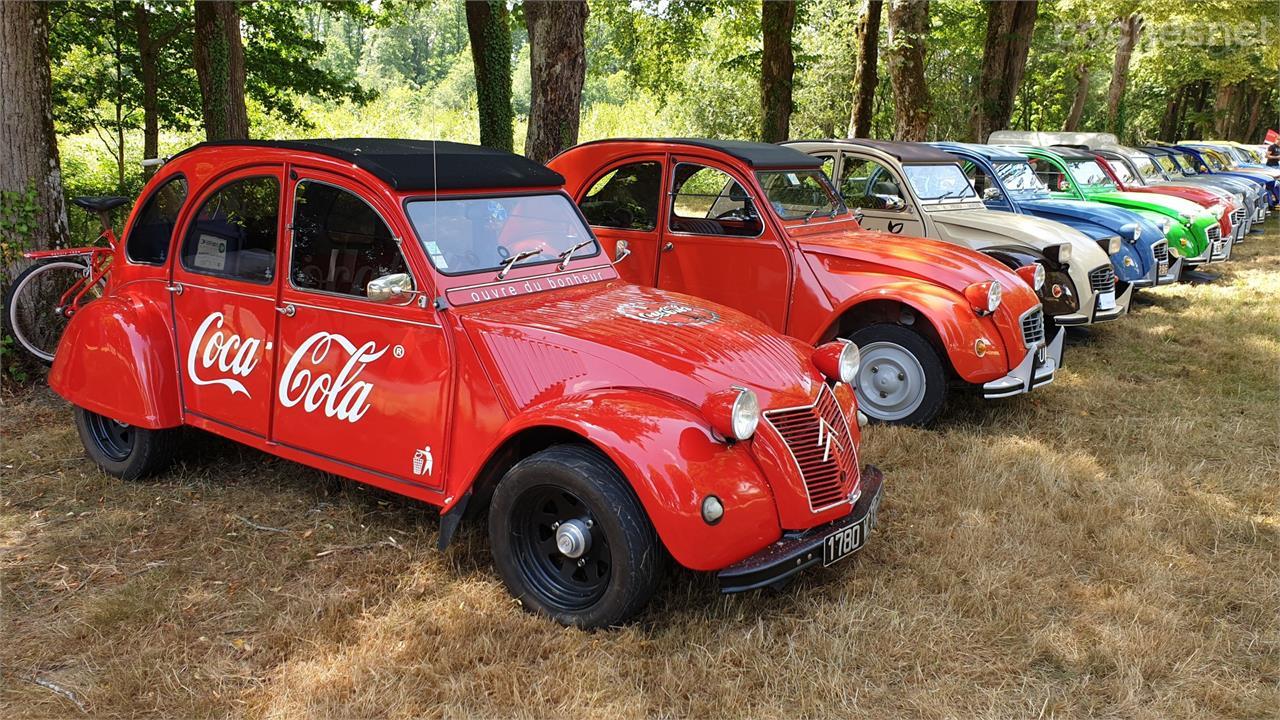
(406, 193, 599, 276)
(994, 161, 1049, 194)
(1167, 153, 1196, 174)
(1108, 159, 1138, 185)
(902, 164, 977, 201)
(1066, 159, 1116, 189)
(1133, 155, 1164, 181)
(755, 170, 846, 220)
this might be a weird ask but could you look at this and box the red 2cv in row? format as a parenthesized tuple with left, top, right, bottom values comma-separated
(49, 139, 883, 628)
(549, 139, 1061, 426)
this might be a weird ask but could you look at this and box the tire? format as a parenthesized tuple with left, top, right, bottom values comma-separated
(848, 324, 948, 426)
(488, 444, 661, 628)
(3, 259, 99, 364)
(73, 406, 177, 480)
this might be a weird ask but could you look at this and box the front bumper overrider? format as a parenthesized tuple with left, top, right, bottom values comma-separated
(1051, 280, 1133, 326)
(718, 466, 884, 593)
(982, 325, 1065, 400)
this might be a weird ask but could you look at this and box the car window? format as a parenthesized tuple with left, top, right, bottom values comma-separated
(836, 157, 904, 210)
(669, 164, 761, 237)
(290, 181, 412, 299)
(181, 176, 280, 284)
(994, 161, 1049, 194)
(1066, 159, 1117, 189)
(755, 170, 844, 220)
(962, 161, 1000, 197)
(1026, 157, 1071, 192)
(406, 193, 599, 276)
(1108, 158, 1138, 185)
(126, 176, 187, 264)
(1133, 156, 1163, 181)
(579, 161, 662, 231)
(902, 164, 976, 201)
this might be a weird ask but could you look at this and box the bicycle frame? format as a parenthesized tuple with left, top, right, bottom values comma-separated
(22, 228, 117, 317)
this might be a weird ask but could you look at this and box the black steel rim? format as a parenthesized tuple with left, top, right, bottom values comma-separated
(86, 411, 135, 462)
(511, 485, 611, 612)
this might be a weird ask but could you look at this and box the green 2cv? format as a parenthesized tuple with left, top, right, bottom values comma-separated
(1010, 146, 1222, 265)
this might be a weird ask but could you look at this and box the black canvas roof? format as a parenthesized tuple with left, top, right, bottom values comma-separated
(810, 139, 959, 164)
(172, 138, 565, 191)
(567, 138, 822, 169)
(1042, 144, 1099, 160)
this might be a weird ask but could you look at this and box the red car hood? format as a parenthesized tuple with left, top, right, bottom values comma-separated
(457, 281, 822, 412)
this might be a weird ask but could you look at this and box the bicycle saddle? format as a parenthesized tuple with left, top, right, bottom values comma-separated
(72, 196, 130, 212)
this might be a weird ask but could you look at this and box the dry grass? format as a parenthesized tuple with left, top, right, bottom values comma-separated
(3, 224, 1278, 720)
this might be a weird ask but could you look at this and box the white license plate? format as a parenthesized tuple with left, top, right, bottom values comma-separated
(1097, 290, 1116, 310)
(822, 496, 878, 567)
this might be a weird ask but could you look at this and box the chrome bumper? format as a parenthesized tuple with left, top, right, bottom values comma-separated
(1157, 256, 1184, 285)
(982, 326, 1064, 399)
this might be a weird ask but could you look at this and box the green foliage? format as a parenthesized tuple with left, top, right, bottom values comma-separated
(1, 183, 40, 276)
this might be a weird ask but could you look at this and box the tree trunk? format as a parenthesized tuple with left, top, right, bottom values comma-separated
(135, 4, 160, 175)
(1105, 12, 1142, 134)
(971, 0, 1038, 142)
(885, 0, 931, 141)
(193, 0, 249, 141)
(1158, 84, 1186, 141)
(1062, 62, 1089, 132)
(848, 0, 883, 137)
(466, 0, 514, 152)
(0, 1, 69, 251)
(1241, 88, 1267, 142)
(1211, 83, 1236, 138)
(760, 0, 797, 142)
(523, 0, 588, 164)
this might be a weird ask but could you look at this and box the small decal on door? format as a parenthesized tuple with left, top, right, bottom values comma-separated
(887, 222, 904, 234)
(413, 445, 434, 477)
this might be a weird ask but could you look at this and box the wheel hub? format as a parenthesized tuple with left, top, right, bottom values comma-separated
(855, 341, 928, 421)
(555, 519, 592, 559)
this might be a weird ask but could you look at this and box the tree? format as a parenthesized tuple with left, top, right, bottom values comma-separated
(760, 0, 796, 142)
(1062, 63, 1089, 131)
(194, 0, 249, 141)
(1104, 12, 1142, 135)
(885, 0, 930, 141)
(1, 1, 69, 252)
(466, 0, 514, 151)
(847, 0, 882, 138)
(524, 0, 588, 164)
(971, 0, 1038, 142)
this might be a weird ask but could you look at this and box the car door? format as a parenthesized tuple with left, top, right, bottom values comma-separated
(575, 157, 665, 287)
(170, 168, 284, 437)
(657, 158, 791, 331)
(833, 152, 925, 237)
(272, 170, 450, 491)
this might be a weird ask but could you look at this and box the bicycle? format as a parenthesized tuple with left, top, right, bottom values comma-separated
(3, 195, 129, 364)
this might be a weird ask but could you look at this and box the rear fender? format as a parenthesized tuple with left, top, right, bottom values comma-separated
(48, 291, 182, 428)
(468, 388, 782, 572)
(821, 280, 1011, 384)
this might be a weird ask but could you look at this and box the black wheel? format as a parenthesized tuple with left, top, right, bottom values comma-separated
(489, 444, 660, 628)
(3, 259, 102, 364)
(848, 324, 948, 426)
(73, 406, 177, 480)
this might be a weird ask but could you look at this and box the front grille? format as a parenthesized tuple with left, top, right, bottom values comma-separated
(1207, 224, 1225, 256)
(1153, 240, 1169, 274)
(763, 385, 859, 511)
(1231, 208, 1244, 227)
(1088, 265, 1115, 292)
(1021, 307, 1046, 347)
(1207, 225, 1221, 243)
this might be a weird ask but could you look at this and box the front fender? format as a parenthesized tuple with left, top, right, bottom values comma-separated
(490, 388, 783, 572)
(823, 279, 1014, 384)
(48, 290, 182, 429)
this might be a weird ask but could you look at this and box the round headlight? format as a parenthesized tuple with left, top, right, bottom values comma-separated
(1107, 236, 1122, 254)
(701, 496, 724, 525)
(1159, 218, 1172, 233)
(703, 387, 760, 441)
(964, 280, 1002, 314)
(1015, 263, 1045, 291)
(1057, 243, 1072, 264)
(813, 340, 861, 384)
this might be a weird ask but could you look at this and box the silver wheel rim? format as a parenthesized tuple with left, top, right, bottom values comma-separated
(855, 341, 927, 421)
(8, 260, 96, 363)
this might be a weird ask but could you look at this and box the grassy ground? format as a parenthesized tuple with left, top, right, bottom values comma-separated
(3, 222, 1278, 719)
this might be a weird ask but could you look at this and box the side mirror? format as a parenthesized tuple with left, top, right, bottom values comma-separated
(884, 196, 906, 211)
(613, 240, 631, 265)
(366, 272, 414, 303)
(853, 209, 865, 224)
(982, 187, 1003, 201)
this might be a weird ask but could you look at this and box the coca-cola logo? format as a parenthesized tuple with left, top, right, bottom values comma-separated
(277, 332, 387, 423)
(616, 301, 719, 326)
(187, 312, 262, 397)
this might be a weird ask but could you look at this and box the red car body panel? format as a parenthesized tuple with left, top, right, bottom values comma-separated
(548, 140, 1042, 386)
(47, 142, 871, 573)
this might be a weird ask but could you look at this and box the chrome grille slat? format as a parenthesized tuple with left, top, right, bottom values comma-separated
(1088, 265, 1115, 292)
(1020, 307, 1045, 347)
(762, 385, 859, 512)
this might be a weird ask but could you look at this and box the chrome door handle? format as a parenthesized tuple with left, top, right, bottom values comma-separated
(165, 282, 183, 295)
(276, 304, 296, 317)
(662, 242, 674, 252)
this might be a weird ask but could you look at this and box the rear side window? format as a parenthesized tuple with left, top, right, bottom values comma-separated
(126, 176, 187, 264)
(579, 162, 662, 231)
(181, 176, 280, 284)
(669, 164, 761, 237)
(838, 158, 904, 209)
(290, 181, 411, 298)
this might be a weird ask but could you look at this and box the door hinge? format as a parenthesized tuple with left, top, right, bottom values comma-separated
(165, 282, 183, 295)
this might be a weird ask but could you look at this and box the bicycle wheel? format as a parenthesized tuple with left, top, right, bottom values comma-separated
(3, 260, 102, 364)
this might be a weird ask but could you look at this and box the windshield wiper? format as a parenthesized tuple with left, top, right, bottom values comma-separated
(496, 247, 543, 280)
(556, 239, 594, 270)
